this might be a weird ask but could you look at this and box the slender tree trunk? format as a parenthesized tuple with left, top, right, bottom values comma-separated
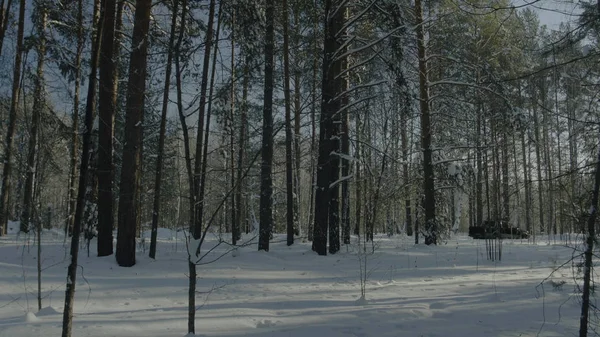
(283, 0, 294, 246)
(0, 0, 12, 57)
(188, 3, 222, 333)
(354, 112, 361, 237)
(97, 0, 118, 257)
(476, 102, 483, 227)
(235, 62, 249, 245)
(116, 0, 151, 267)
(292, 5, 302, 238)
(259, 0, 274, 252)
(229, 7, 237, 244)
(521, 129, 531, 232)
(415, 0, 435, 245)
(532, 102, 545, 234)
(401, 98, 412, 236)
(307, 0, 319, 242)
(502, 128, 510, 223)
(32, 5, 47, 312)
(340, 6, 350, 245)
(578, 131, 600, 337)
(149, 0, 178, 259)
(61, 1, 104, 333)
(193, 0, 216, 241)
(66, 0, 85, 238)
(0, 0, 25, 235)
(21, 5, 47, 234)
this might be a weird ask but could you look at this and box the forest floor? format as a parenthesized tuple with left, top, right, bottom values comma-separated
(0, 226, 590, 337)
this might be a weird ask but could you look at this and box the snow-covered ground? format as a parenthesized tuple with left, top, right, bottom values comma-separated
(0, 228, 588, 336)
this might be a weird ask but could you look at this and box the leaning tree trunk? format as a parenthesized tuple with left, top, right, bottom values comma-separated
(0, 0, 25, 235)
(61, 0, 103, 332)
(116, 0, 151, 267)
(149, 0, 178, 259)
(0, 0, 12, 57)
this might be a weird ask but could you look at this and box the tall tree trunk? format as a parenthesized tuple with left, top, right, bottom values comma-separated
(61, 0, 103, 332)
(476, 102, 483, 227)
(229, 7, 237, 244)
(521, 129, 531, 233)
(188, 3, 222, 333)
(0, 0, 25, 235)
(66, 0, 85, 238)
(192, 0, 216, 241)
(502, 128, 510, 223)
(97, 0, 118, 257)
(307, 0, 319, 242)
(235, 62, 249, 245)
(354, 112, 361, 237)
(0, 0, 12, 57)
(340, 6, 350, 245)
(259, 0, 274, 252)
(283, 0, 294, 246)
(116, 0, 151, 267)
(532, 102, 545, 234)
(21, 5, 47, 234)
(401, 97, 412, 236)
(313, 0, 344, 255)
(292, 4, 302, 238)
(578, 131, 600, 337)
(149, 0, 178, 259)
(415, 0, 435, 245)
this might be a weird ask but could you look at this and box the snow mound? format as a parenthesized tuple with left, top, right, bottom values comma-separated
(22, 311, 40, 323)
(37, 306, 60, 316)
(354, 295, 368, 306)
(256, 319, 277, 328)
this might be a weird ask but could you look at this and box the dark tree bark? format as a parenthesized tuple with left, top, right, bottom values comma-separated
(234, 62, 249, 245)
(229, 8, 237, 244)
(292, 4, 302, 238)
(354, 112, 361, 237)
(0, 0, 12, 57)
(97, 0, 118, 257)
(283, 0, 294, 246)
(0, 0, 25, 235)
(340, 7, 350, 245)
(314, 0, 344, 255)
(149, 0, 178, 259)
(61, 0, 103, 332)
(476, 101, 483, 228)
(502, 128, 510, 223)
(116, 0, 151, 267)
(415, 0, 435, 245)
(532, 100, 545, 234)
(401, 98, 412, 236)
(578, 132, 600, 337)
(192, 0, 216, 241)
(188, 2, 221, 333)
(307, 0, 319, 243)
(259, 0, 274, 252)
(21, 4, 47, 234)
